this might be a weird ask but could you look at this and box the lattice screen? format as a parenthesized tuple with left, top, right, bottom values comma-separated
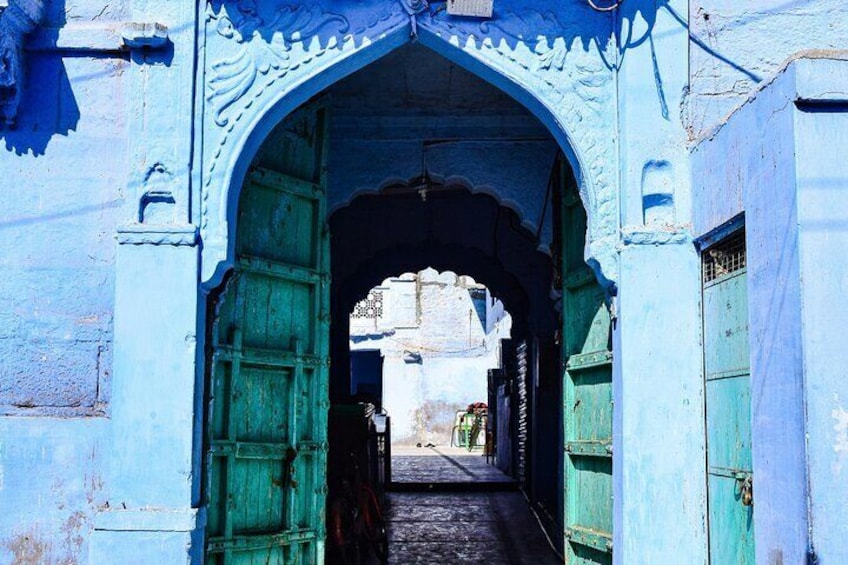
(352, 290, 384, 319)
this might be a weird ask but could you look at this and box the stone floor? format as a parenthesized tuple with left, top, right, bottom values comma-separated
(390, 446, 514, 485)
(356, 447, 562, 564)
(367, 491, 563, 564)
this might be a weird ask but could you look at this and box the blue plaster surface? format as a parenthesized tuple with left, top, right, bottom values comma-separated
(691, 66, 797, 236)
(0, 418, 106, 564)
(613, 242, 707, 565)
(744, 128, 809, 564)
(617, 0, 691, 230)
(1, 1, 848, 563)
(0, 1, 197, 562)
(198, 0, 621, 288)
(694, 54, 848, 563)
(688, 0, 848, 138)
(0, 51, 128, 415)
(793, 59, 848, 562)
(110, 243, 198, 510)
(325, 43, 559, 250)
(89, 530, 192, 565)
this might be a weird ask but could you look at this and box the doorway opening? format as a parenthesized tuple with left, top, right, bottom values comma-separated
(202, 42, 611, 565)
(346, 269, 512, 488)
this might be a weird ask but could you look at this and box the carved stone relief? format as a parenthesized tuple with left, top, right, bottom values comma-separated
(200, 0, 619, 288)
(0, 0, 45, 126)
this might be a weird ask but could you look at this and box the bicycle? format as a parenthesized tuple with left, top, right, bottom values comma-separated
(327, 454, 389, 564)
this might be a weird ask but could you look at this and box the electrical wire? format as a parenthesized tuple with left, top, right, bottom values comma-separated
(588, 0, 622, 12)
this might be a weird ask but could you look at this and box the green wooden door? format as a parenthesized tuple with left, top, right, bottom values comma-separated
(560, 165, 613, 564)
(205, 102, 330, 565)
(702, 229, 755, 564)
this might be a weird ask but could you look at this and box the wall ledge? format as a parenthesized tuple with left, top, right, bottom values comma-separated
(117, 224, 199, 247)
(94, 507, 205, 532)
(620, 226, 692, 247)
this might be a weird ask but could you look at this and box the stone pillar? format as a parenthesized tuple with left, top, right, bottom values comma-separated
(90, 0, 200, 560)
(90, 230, 200, 563)
(613, 0, 705, 560)
(613, 237, 707, 564)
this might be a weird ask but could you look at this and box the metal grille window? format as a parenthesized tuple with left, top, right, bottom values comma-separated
(352, 290, 384, 319)
(702, 229, 746, 284)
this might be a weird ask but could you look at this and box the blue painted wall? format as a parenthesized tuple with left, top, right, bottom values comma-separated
(692, 54, 848, 564)
(688, 0, 848, 138)
(1, 0, 847, 563)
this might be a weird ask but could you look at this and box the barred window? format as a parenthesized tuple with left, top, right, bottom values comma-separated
(352, 290, 384, 319)
(702, 229, 746, 284)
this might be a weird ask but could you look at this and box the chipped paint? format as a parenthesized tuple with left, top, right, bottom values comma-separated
(3, 532, 49, 565)
(833, 404, 848, 475)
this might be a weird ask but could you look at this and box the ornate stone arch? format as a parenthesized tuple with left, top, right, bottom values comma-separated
(198, 0, 620, 289)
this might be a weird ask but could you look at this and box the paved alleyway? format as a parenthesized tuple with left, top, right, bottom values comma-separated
(363, 447, 562, 564)
(375, 491, 562, 564)
(391, 446, 514, 487)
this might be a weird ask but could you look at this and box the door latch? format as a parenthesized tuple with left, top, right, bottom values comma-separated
(284, 446, 299, 489)
(736, 474, 753, 507)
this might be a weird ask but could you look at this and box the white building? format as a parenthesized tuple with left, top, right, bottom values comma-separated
(350, 268, 511, 445)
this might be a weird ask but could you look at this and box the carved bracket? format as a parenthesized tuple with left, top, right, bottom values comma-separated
(0, 0, 44, 127)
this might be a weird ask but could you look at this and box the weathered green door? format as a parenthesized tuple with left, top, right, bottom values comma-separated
(205, 102, 330, 565)
(702, 229, 755, 564)
(560, 164, 613, 564)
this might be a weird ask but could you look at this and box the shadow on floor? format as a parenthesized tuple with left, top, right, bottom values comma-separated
(362, 491, 561, 565)
(358, 446, 561, 564)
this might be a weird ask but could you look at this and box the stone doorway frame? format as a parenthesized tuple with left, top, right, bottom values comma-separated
(103, 2, 708, 564)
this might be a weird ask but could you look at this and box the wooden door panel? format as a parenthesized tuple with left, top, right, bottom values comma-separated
(560, 159, 613, 563)
(708, 474, 755, 565)
(236, 271, 317, 352)
(704, 272, 750, 378)
(706, 376, 753, 472)
(702, 229, 755, 564)
(235, 365, 292, 443)
(571, 369, 613, 442)
(205, 101, 330, 565)
(238, 169, 322, 268)
(571, 457, 613, 532)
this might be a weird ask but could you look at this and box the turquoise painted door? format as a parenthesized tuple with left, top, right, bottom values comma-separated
(702, 229, 755, 564)
(205, 102, 330, 565)
(560, 164, 613, 564)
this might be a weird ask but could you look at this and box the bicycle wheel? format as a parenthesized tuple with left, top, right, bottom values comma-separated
(327, 497, 361, 565)
(359, 485, 389, 563)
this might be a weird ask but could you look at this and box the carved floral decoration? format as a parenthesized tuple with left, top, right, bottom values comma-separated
(202, 0, 619, 286)
(207, 2, 353, 126)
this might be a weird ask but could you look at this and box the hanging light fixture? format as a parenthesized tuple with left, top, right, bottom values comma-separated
(381, 141, 438, 201)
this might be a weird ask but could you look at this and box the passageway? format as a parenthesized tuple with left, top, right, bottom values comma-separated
(205, 40, 610, 565)
(320, 43, 576, 562)
(391, 446, 512, 488)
